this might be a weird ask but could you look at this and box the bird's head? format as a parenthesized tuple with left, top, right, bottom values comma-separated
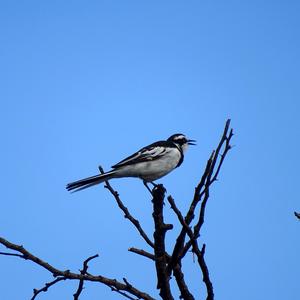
(167, 133, 196, 153)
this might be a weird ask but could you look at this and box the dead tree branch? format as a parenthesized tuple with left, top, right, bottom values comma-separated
(152, 185, 174, 300)
(167, 119, 233, 300)
(128, 247, 155, 260)
(100, 168, 194, 299)
(99, 166, 155, 249)
(168, 196, 214, 300)
(0, 119, 233, 300)
(0, 237, 155, 300)
(73, 254, 99, 300)
(32, 277, 66, 300)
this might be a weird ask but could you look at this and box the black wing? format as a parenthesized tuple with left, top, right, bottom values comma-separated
(112, 141, 174, 169)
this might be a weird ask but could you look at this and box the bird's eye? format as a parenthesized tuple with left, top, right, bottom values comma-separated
(180, 137, 187, 143)
(178, 138, 187, 145)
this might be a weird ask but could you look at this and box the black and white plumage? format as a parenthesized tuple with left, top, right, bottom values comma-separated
(66, 134, 195, 192)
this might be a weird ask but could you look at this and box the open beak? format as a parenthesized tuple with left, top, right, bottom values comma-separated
(188, 139, 196, 145)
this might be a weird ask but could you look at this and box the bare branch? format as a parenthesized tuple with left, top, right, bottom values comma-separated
(0, 251, 26, 258)
(198, 244, 214, 300)
(152, 185, 174, 300)
(99, 169, 193, 299)
(182, 124, 234, 259)
(0, 237, 155, 300)
(99, 166, 154, 249)
(166, 152, 214, 275)
(168, 119, 233, 276)
(32, 277, 66, 300)
(128, 247, 155, 260)
(110, 286, 138, 300)
(73, 254, 99, 300)
(172, 265, 195, 300)
(168, 196, 214, 300)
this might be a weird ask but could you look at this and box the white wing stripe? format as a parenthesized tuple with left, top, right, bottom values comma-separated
(113, 146, 167, 167)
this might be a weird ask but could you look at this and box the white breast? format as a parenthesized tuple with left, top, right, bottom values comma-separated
(113, 147, 182, 182)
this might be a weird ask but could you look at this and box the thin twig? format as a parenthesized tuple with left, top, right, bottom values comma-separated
(128, 248, 155, 260)
(31, 277, 66, 300)
(0, 251, 25, 258)
(168, 196, 214, 300)
(73, 254, 99, 300)
(99, 166, 154, 249)
(198, 244, 214, 300)
(110, 286, 138, 300)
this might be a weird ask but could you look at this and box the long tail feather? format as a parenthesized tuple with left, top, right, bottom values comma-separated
(66, 171, 116, 192)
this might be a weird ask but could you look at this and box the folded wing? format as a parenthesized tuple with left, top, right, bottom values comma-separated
(112, 141, 169, 169)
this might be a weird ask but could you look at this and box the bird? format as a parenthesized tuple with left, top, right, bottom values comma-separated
(66, 133, 196, 192)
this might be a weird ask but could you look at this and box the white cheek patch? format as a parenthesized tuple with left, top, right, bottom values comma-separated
(181, 143, 189, 153)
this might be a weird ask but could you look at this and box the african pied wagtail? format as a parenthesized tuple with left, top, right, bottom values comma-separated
(66, 134, 196, 192)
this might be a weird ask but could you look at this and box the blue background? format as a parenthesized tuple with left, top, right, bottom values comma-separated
(1, 1, 299, 299)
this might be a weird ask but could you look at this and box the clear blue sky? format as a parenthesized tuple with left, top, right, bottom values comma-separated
(1, 1, 299, 299)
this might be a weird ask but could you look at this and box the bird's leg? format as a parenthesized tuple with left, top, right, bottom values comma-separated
(143, 180, 155, 194)
(149, 181, 158, 188)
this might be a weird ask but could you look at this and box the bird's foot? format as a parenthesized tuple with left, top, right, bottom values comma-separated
(143, 181, 166, 196)
(151, 181, 167, 193)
